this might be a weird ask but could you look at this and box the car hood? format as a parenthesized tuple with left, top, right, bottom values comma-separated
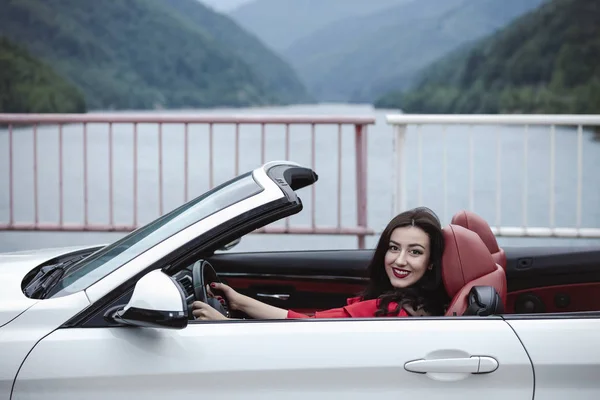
(0, 245, 102, 327)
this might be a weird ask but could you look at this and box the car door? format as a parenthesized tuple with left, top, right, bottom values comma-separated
(12, 316, 533, 400)
(505, 313, 600, 399)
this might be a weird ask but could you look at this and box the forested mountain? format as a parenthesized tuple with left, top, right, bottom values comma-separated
(0, 0, 309, 111)
(375, 0, 600, 114)
(0, 37, 86, 113)
(165, 0, 310, 105)
(281, 0, 545, 102)
(230, 0, 408, 52)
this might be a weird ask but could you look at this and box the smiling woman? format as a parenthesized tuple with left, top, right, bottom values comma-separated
(360, 207, 448, 317)
(193, 206, 451, 320)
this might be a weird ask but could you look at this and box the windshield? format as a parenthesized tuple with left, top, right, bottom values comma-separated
(46, 172, 263, 298)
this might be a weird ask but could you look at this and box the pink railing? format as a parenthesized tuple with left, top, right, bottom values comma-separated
(0, 113, 375, 248)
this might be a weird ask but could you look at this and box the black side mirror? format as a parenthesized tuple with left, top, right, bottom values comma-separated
(463, 286, 504, 316)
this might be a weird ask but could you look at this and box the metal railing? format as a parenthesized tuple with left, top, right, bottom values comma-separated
(0, 113, 375, 248)
(386, 114, 600, 238)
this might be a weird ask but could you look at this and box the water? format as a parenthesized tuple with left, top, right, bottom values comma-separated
(1, 103, 600, 253)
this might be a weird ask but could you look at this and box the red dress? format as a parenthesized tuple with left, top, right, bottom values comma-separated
(287, 296, 410, 319)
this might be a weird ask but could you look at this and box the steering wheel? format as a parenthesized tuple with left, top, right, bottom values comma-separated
(192, 260, 229, 317)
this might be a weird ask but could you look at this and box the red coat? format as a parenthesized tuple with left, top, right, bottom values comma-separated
(287, 296, 410, 319)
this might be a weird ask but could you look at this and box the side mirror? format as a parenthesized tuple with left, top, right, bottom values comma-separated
(463, 286, 504, 316)
(218, 237, 241, 251)
(106, 269, 188, 329)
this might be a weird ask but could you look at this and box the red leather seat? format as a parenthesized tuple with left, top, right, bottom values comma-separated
(451, 210, 506, 270)
(442, 224, 507, 316)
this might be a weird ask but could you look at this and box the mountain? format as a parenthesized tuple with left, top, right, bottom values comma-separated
(0, 36, 86, 113)
(229, 0, 407, 52)
(375, 0, 600, 114)
(165, 0, 311, 105)
(0, 0, 309, 110)
(199, 0, 250, 12)
(281, 0, 546, 102)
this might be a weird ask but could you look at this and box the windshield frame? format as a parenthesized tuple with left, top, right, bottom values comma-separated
(45, 171, 264, 298)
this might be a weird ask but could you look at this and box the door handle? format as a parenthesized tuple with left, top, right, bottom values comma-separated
(256, 293, 290, 300)
(404, 356, 498, 374)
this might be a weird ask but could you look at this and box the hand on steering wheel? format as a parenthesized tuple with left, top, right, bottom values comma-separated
(191, 260, 230, 319)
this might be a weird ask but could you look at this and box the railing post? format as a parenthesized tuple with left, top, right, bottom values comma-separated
(355, 123, 368, 249)
(393, 124, 407, 216)
(1, 115, 377, 237)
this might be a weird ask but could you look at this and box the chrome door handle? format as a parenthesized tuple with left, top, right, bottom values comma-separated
(256, 293, 290, 300)
(404, 356, 498, 374)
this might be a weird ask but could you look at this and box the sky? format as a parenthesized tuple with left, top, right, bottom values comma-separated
(199, 0, 252, 12)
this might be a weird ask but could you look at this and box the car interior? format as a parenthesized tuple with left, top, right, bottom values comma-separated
(43, 209, 600, 328)
(194, 209, 600, 318)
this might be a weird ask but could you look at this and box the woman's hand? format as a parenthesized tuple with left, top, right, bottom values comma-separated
(191, 301, 228, 320)
(208, 282, 244, 311)
(204, 281, 289, 320)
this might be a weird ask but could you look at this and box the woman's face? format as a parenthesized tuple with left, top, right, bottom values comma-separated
(384, 225, 431, 289)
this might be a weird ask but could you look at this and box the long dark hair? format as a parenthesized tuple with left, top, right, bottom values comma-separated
(360, 207, 449, 316)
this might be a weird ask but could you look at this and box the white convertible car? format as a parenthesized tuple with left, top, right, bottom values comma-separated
(1, 161, 599, 399)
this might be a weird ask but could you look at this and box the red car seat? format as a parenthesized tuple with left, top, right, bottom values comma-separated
(451, 210, 506, 270)
(442, 224, 507, 316)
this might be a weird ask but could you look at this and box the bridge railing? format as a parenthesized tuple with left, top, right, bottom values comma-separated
(0, 113, 375, 248)
(386, 114, 600, 238)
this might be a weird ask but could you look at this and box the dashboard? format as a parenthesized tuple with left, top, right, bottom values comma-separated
(173, 267, 195, 311)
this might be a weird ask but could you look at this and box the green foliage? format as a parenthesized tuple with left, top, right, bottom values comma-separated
(164, 0, 311, 105)
(0, 36, 86, 113)
(376, 0, 600, 114)
(0, 0, 308, 111)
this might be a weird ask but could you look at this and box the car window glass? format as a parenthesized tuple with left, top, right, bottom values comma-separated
(46, 172, 263, 298)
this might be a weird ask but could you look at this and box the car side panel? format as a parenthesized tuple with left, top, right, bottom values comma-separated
(506, 316, 600, 399)
(0, 291, 89, 400)
(13, 318, 533, 400)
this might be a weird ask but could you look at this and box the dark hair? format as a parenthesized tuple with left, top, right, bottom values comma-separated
(359, 207, 449, 316)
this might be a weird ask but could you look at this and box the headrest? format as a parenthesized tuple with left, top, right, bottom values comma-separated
(442, 224, 498, 298)
(451, 210, 500, 254)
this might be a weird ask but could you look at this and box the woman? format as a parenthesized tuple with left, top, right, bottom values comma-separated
(192, 207, 449, 320)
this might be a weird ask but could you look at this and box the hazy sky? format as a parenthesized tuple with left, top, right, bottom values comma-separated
(199, 0, 252, 12)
